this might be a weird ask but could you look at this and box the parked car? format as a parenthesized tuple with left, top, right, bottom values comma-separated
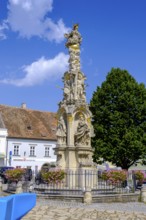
(0, 166, 14, 183)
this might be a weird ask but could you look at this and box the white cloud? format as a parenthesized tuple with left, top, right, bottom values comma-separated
(6, 0, 70, 42)
(0, 52, 69, 86)
(0, 20, 9, 40)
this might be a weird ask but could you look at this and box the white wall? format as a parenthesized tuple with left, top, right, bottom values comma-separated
(6, 138, 57, 172)
(0, 128, 8, 165)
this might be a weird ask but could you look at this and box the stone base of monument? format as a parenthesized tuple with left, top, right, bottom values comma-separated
(78, 168, 97, 189)
(64, 168, 97, 191)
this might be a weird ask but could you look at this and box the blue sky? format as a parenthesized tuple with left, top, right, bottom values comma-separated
(0, 0, 146, 113)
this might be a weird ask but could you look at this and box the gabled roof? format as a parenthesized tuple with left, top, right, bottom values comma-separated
(0, 113, 6, 129)
(0, 105, 57, 140)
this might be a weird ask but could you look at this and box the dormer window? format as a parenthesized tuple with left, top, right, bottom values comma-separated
(41, 132, 47, 137)
(27, 125, 32, 130)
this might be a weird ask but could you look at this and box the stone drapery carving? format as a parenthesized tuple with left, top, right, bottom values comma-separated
(75, 114, 90, 146)
(56, 116, 66, 145)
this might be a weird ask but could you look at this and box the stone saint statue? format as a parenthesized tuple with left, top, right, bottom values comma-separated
(75, 114, 90, 146)
(63, 74, 74, 102)
(56, 116, 66, 144)
(77, 73, 86, 100)
(64, 78, 70, 101)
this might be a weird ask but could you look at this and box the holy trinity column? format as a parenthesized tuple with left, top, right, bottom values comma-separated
(54, 24, 94, 171)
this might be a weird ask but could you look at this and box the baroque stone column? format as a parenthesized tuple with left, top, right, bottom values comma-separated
(54, 24, 95, 177)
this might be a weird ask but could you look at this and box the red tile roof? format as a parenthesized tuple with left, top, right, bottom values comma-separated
(0, 105, 57, 140)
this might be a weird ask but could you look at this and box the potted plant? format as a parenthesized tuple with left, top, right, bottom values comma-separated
(134, 170, 144, 188)
(41, 169, 66, 185)
(101, 170, 127, 185)
(5, 168, 25, 183)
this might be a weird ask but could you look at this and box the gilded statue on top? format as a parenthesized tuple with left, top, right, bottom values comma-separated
(64, 24, 82, 48)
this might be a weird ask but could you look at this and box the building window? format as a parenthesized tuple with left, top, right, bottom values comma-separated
(14, 145, 19, 156)
(30, 146, 35, 156)
(45, 146, 50, 157)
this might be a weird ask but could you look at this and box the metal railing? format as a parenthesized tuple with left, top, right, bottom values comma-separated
(2, 170, 136, 196)
(25, 170, 136, 195)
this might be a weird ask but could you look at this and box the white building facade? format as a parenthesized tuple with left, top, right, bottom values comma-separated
(6, 138, 56, 173)
(0, 104, 57, 173)
(0, 128, 8, 166)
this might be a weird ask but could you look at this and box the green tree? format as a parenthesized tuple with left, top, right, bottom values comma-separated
(90, 68, 146, 170)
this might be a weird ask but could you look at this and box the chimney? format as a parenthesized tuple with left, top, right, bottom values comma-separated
(21, 103, 27, 109)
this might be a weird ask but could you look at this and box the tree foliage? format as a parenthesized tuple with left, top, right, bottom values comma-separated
(90, 68, 146, 170)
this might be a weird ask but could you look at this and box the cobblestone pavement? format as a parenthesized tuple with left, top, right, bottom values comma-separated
(22, 199, 146, 220)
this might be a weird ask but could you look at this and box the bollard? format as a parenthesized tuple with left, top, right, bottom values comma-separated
(16, 181, 23, 194)
(141, 185, 146, 202)
(83, 187, 92, 204)
(29, 180, 34, 193)
(0, 177, 3, 193)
